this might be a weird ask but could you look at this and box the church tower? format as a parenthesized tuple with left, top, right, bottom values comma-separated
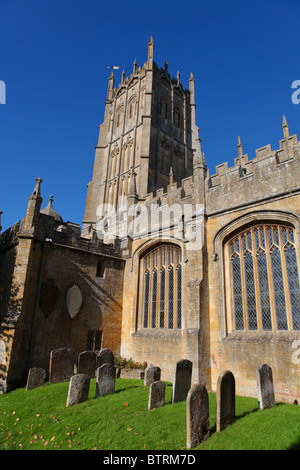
(82, 37, 197, 232)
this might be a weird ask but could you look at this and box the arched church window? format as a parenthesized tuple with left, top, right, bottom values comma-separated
(128, 97, 137, 120)
(226, 224, 300, 332)
(173, 106, 181, 128)
(141, 244, 182, 330)
(140, 87, 146, 109)
(116, 105, 124, 128)
(160, 96, 168, 119)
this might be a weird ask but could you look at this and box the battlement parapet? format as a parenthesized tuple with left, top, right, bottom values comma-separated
(18, 213, 122, 257)
(0, 222, 21, 252)
(206, 134, 300, 214)
(143, 175, 194, 206)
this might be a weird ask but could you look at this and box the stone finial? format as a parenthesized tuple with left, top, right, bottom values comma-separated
(177, 70, 180, 85)
(189, 72, 195, 104)
(0, 210, 2, 232)
(133, 59, 137, 74)
(237, 136, 243, 158)
(148, 36, 154, 67)
(193, 137, 206, 168)
(169, 167, 174, 185)
(32, 177, 43, 197)
(107, 71, 115, 100)
(164, 60, 168, 74)
(121, 70, 125, 83)
(282, 115, 289, 139)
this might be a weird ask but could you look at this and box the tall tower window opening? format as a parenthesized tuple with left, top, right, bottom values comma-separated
(160, 96, 168, 119)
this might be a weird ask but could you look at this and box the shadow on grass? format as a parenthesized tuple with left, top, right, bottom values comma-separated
(114, 385, 141, 393)
(288, 438, 300, 450)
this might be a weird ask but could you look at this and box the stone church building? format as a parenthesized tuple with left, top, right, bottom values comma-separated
(0, 38, 299, 402)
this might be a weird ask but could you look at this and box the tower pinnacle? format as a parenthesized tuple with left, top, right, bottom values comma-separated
(147, 36, 154, 68)
(282, 115, 289, 139)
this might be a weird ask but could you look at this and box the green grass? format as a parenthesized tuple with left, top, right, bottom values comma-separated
(0, 378, 299, 450)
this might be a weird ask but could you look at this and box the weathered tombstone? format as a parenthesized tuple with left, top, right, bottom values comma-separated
(66, 374, 90, 407)
(49, 348, 76, 384)
(95, 363, 115, 397)
(97, 348, 114, 369)
(216, 370, 235, 432)
(144, 366, 161, 386)
(78, 351, 97, 378)
(172, 359, 193, 403)
(148, 381, 166, 410)
(26, 367, 46, 391)
(186, 383, 210, 449)
(257, 364, 275, 409)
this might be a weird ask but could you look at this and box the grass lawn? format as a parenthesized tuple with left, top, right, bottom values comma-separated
(0, 378, 299, 450)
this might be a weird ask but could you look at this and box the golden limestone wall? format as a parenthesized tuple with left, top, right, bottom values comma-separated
(206, 133, 300, 403)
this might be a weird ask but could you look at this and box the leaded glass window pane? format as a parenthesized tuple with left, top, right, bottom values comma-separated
(159, 268, 165, 329)
(177, 265, 182, 329)
(271, 247, 288, 330)
(257, 251, 272, 330)
(151, 270, 157, 328)
(168, 267, 174, 329)
(143, 271, 150, 328)
(244, 252, 258, 330)
(232, 255, 244, 330)
(285, 245, 300, 330)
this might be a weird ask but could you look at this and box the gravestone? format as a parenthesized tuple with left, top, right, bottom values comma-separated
(66, 374, 90, 407)
(186, 384, 210, 449)
(95, 363, 115, 397)
(216, 370, 235, 432)
(144, 366, 161, 386)
(148, 381, 166, 410)
(78, 351, 97, 378)
(172, 359, 193, 403)
(97, 348, 114, 369)
(26, 368, 46, 391)
(49, 348, 76, 384)
(257, 364, 275, 409)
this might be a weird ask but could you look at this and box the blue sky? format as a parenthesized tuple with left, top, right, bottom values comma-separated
(0, 0, 299, 231)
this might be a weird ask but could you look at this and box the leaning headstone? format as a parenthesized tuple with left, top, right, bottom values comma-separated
(216, 370, 235, 432)
(148, 381, 166, 410)
(66, 374, 90, 407)
(186, 384, 210, 449)
(26, 368, 46, 391)
(95, 363, 115, 397)
(144, 366, 161, 386)
(97, 348, 114, 369)
(78, 351, 97, 378)
(257, 364, 275, 409)
(172, 359, 193, 403)
(49, 348, 76, 384)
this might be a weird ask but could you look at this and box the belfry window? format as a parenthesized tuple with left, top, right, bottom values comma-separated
(141, 245, 182, 330)
(160, 97, 168, 119)
(226, 224, 300, 332)
(173, 106, 181, 128)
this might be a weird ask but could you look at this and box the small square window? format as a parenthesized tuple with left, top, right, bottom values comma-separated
(87, 330, 102, 351)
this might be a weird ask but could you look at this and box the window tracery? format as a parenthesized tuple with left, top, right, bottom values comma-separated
(141, 245, 182, 330)
(227, 224, 300, 331)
